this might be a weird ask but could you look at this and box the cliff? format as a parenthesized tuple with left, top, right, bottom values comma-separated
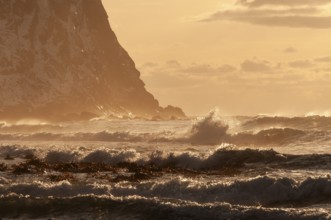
(0, 0, 185, 121)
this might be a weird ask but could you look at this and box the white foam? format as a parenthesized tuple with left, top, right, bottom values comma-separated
(4, 181, 110, 198)
(1, 175, 331, 207)
(82, 149, 140, 164)
(109, 175, 331, 206)
(188, 109, 229, 145)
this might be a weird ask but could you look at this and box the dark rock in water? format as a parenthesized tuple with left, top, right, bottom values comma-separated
(48, 173, 75, 182)
(0, 163, 7, 171)
(4, 154, 14, 161)
(12, 158, 47, 174)
(0, 0, 186, 121)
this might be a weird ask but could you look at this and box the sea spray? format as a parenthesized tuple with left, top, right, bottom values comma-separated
(189, 109, 229, 145)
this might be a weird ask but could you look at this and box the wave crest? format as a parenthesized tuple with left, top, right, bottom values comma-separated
(3, 145, 331, 171)
(2, 175, 331, 208)
(0, 196, 328, 220)
(189, 110, 229, 145)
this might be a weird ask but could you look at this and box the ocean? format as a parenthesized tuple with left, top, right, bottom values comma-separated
(1, 110, 331, 219)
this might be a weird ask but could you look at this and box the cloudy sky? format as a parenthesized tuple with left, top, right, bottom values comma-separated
(102, 0, 331, 116)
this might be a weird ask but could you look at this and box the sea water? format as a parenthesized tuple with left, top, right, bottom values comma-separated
(0, 111, 331, 219)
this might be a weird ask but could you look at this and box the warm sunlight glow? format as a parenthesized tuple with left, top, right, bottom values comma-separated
(324, 3, 331, 13)
(103, 0, 331, 116)
(1, 1, 331, 219)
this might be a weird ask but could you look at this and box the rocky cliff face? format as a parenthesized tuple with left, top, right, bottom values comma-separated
(0, 0, 185, 121)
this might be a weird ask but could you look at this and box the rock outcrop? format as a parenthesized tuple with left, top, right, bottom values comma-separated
(0, 0, 185, 121)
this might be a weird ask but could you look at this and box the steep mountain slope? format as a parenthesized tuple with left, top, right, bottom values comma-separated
(0, 0, 185, 121)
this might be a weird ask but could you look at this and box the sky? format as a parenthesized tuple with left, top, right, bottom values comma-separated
(102, 0, 331, 116)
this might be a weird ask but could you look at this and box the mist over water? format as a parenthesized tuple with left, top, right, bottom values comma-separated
(1, 110, 331, 219)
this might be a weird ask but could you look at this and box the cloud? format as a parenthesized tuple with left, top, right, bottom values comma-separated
(288, 60, 314, 68)
(141, 62, 158, 69)
(247, 16, 331, 29)
(218, 64, 238, 73)
(202, 8, 320, 22)
(141, 58, 331, 89)
(200, 1, 331, 29)
(181, 64, 236, 74)
(165, 60, 182, 68)
(237, 0, 331, 8)
(284, 47, 297, 53)
(315, 56, 331, 63)
(143, 61, 236, 76)
(241, 59, 272, 72)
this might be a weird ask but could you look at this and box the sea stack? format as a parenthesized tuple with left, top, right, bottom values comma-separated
(0, 0, 185, 121)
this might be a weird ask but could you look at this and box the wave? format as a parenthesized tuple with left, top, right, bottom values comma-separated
(1, 176, 331, 208)
(229, 128, 308, 146)
(187, 110, 331, 146)
(241, 115, 331, 131)
(2, 145, 331, 171)
(0, 125, 321, 147)
(0, 122, 63, 133)
(0, 195, 328, 220)
(110, 176, 331, 207)
(0, 131, 151, 142)
(1, 110, 331, 146)
(188, 110, 229, 145)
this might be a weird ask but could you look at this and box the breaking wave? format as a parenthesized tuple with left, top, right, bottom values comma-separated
(2, 145, 331, 170)
(241, 115, 331, 131)
(0, 196, 328, 220)
(1, 110, 331, 146)
(108, 176, 331, 207)
(0, 131, 146, 142)
(1, 113, 331, 219)
(0, 124, 325, 147)
(1, 176, 331, 215)
(188, 110, 229, 145)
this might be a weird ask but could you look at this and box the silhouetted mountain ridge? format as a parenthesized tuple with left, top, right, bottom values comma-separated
(0, 0, 185, 121)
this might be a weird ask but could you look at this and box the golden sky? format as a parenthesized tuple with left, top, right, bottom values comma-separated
(102, 0, 331, 116)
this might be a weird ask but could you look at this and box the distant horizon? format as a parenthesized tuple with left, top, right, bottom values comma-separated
(103, 0, 331, 116)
